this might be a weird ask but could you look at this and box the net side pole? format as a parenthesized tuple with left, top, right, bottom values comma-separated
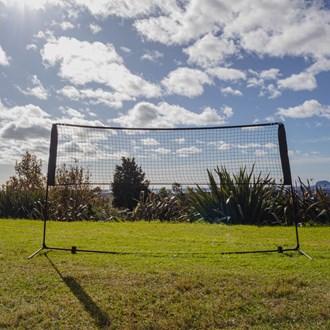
(47, 124, 58, 186)
(278, 123, 292, 186)
(28, 124, 58, 259)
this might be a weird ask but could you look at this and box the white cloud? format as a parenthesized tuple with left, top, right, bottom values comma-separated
(90, 23, 101, 34)
(259, 68, 281, 80)
(132, 1, 330, 67)
(278, 72, 317, 91)
(0, 101, 52, 164)
(134, 0, 232, 44)
(41, 37, 161, 99)
(59, 106, 85, 119)
(17, 75, 48, 100)
(120, 47, 131, 54)
(307, 58, 330, 75)
(26, 44, 38, 51)
(176, 146, 201, 157)
(141, 50, 164, 62)
(58, 85, 130, 109)
(221, 86, 242, 96)
(152, 148, 171, 154)
(60, 21, 75, 30)
(0, 45, 10, 66)
(226, 1, 330, 60)
(208, 141, 230, 150)
(183, 33, 237, 68)
(260, 84, 281, 99)
(71, 0, 173, 18)
(141, 138, 160, 146)
(222, 105, 234, 118)
(112, 102, 232, 128)
(207, 67, 246, 81)
(277, 100, 330, 119)
(247, 70, 281, 98)
(162, 67, 212, 97)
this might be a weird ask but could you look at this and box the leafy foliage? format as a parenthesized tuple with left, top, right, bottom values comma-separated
(1, 153, 329, 225)
(189, 166, 280, 224)
(291, 178, 330, 225)
(0, 152, 45, 219)
(132, 184, 191, 221)
(111, 157, 150, 211)
(48, 161, 100, 221)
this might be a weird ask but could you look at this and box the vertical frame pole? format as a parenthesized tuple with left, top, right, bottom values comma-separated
(28, 124, 58, 259)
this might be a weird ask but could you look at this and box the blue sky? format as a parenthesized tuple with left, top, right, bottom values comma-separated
(0, 0, 329, 185)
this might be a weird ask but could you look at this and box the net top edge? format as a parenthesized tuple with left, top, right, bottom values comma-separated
(52, 122, 284, 131)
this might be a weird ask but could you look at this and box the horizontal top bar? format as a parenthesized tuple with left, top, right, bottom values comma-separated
(53, 122, 283, 131)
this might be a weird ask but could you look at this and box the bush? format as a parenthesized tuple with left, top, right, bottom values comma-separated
(132, 184, 191, 222)
(48, 162, 99, 221)
(188, 166, 280, 225)
(289, 178, 330, 225)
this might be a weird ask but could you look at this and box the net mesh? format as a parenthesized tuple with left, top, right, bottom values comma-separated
(51, 123, 289, 188)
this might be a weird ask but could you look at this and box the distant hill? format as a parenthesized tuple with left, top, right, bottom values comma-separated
(315, 180, 330, 193)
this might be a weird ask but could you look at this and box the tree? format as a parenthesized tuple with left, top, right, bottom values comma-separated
(0, 152, 45, 218)
(111, 157, 150, 210)
(7, 151, 45, 193)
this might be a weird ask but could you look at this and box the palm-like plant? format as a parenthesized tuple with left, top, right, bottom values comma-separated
(189, 166, 279, 225)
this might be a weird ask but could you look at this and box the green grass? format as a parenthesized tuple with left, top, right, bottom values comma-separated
(0, 219, 329, 329)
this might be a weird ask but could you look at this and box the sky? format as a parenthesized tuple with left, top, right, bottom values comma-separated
(0, 0, 329, 185)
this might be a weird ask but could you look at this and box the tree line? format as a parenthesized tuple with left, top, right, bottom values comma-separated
(0, 151, 329, 225)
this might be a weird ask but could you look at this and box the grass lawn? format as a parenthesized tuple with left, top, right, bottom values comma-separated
(0, 219, 329, 329)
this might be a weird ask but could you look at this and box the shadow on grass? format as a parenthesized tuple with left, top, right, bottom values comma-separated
(45, 253, 111, 329)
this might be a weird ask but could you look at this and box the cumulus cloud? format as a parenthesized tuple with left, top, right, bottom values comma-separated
(162, 67, 212, 97)
(17, 75, 49, 100)
(0, 45, 10, 66)
(207, 67, 246, 81)
(134, 0, 232, 44)
(151, 148, 171, 154)
(247, 69, 281, 98)
(59, 21, 75, 30)
(90, 23, 101, 34)
(41, 36, 161, 99)
(132, 1, 330, 69)
(141, 50, 164, 62)
(176, 146, 201, 157)
(221, 86, 243, 96)
(58, 85, 130, 109)
(278, 72, 317, 91)
(277, 100, 330, 119)
(112, 102, 233, 128)
(72, 0, 173, 18)
(141, 138, 160, 146)
(0, 101, 51, 164)
(57, 106, 105, 126)
(183, 33, 237, 68)
(208, 141, 230, 150)
(259, 68, 281, 80)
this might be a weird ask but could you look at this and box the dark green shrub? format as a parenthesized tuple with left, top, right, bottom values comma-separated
(132, 184, 191, 222)
(289, 178, 330, 225)
(111, 157, 150, 211)
(188, 166, 280, 225)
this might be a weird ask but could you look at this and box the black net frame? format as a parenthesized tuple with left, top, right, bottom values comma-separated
(29, 122, 311, 259)
(47, 122, 292, 188)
